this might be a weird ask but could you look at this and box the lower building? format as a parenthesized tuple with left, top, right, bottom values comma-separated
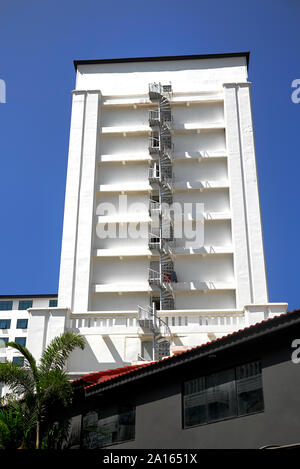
(65, 309, 300, 449)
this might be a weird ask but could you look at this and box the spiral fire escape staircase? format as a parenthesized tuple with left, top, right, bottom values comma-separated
(138, 82, 175, 361)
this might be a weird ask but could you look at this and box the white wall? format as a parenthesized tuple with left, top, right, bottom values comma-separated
(91, 293, 149, 312)
(93, 258, 149, 284)
(175, 291, 236, 309)
(75, 56, 248, 93)
(98, 162, 149, 185)
(174, 158, 227, 182)
(175, 255, 234, 283)
(172, 102, 224, 127)
(173, 130, 226, 153)
(173, 189, 230, 212)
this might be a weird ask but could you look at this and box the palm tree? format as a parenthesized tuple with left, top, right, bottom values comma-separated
(0, 331, 85, 449)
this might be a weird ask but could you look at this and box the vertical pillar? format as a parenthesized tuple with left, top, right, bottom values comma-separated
(223, 82, 268, 308)
(27, 308, 68, 363)
(73, 91, 101, 313)
(224, 83, 252, 308)
(58, 91, 87, 309)
(237, 83, 269, 304)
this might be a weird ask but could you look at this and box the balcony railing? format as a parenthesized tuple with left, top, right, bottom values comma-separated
(149, 199, 160, 215)
(148, 136, 160, 154)
(148, 233, 160, 250)
(149, 110, 160, 127)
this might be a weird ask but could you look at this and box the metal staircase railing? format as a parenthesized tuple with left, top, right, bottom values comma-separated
(136, 82, 175, 360)
(146, 81, 175, 315)
(137, 303, 172, 360)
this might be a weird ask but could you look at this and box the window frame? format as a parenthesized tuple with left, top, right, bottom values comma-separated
(182, 359, 264, 429)
(14, 337, 27, 347)
(81, 404, 136, 449)
(12, 356, 24, 366)
(18, 300, 33, 310)
(0, 319, 11, 329)
(0, 301, 13, 311)
(0, 338, 9, 348)
(16, 319, 28, 329)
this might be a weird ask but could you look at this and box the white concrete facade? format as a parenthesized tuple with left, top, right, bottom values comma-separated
(0, 54, 288, 387)
(0, 295, 58, 397)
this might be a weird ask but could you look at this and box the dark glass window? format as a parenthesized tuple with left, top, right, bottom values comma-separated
(206, 368, 237, 422)
(236, 361, 264, 416)
(18, 300, 33, 310)
(183, 361, 264, 428)
(12, 357, 24, 366)
(49, 299, 58, 307)
(82, 405, 135, 449)
(0, 301, 13, 310)
(184, 377, 207, 427)
(0, 338, 9, 348)
(15, 337, 26, 347)
(0, 320, 11, 329)
(16, 319, 28, 329)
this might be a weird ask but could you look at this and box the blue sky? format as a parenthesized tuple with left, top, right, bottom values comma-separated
(0, 0, 299, 310)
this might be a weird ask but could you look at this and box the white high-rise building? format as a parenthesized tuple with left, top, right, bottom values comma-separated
(0, 53, 288, 384)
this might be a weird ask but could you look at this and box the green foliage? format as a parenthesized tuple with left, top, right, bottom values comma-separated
(0, 398, 36, 449)
(0, 332, 85, 449)
(0, 406, 24, 449)
(41, 419, 71, 449)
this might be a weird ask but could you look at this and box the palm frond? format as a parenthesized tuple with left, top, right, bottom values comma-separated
(39, 332, 85, 373)
(0, 362, 35, 396)
(38, 369, 73, 408)
(7, 342, 38, 380)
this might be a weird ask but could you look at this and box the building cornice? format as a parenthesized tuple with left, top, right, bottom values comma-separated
(74, 52, 250, 70)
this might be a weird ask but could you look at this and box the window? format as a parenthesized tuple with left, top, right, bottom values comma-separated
(236, 362, 264, 416)
(0, 320, 11, 329)
(82, 405, 135, 449)
(49, 299, 58, 307)
(0, 357, 7, 363)
(184, 377, 207, 427)
(183, 360, 264, 428)
(16, 319, 28, 329)
(15, 337, 26, 347)
(206, 369, 237, 422)
(12, 357, 24, 366)
(18, 300, 33, 310)
(0, 338, 8, 348)
(0, 301, 13, 310)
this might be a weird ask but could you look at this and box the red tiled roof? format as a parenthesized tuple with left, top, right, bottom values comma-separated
(73, 363, 151, 390)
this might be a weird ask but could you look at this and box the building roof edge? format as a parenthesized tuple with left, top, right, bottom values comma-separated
(73, 51, 250, 71)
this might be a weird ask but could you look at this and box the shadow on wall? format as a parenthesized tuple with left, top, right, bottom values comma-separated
(172, 336, 184, 346)
(67, 332, 131, 373)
